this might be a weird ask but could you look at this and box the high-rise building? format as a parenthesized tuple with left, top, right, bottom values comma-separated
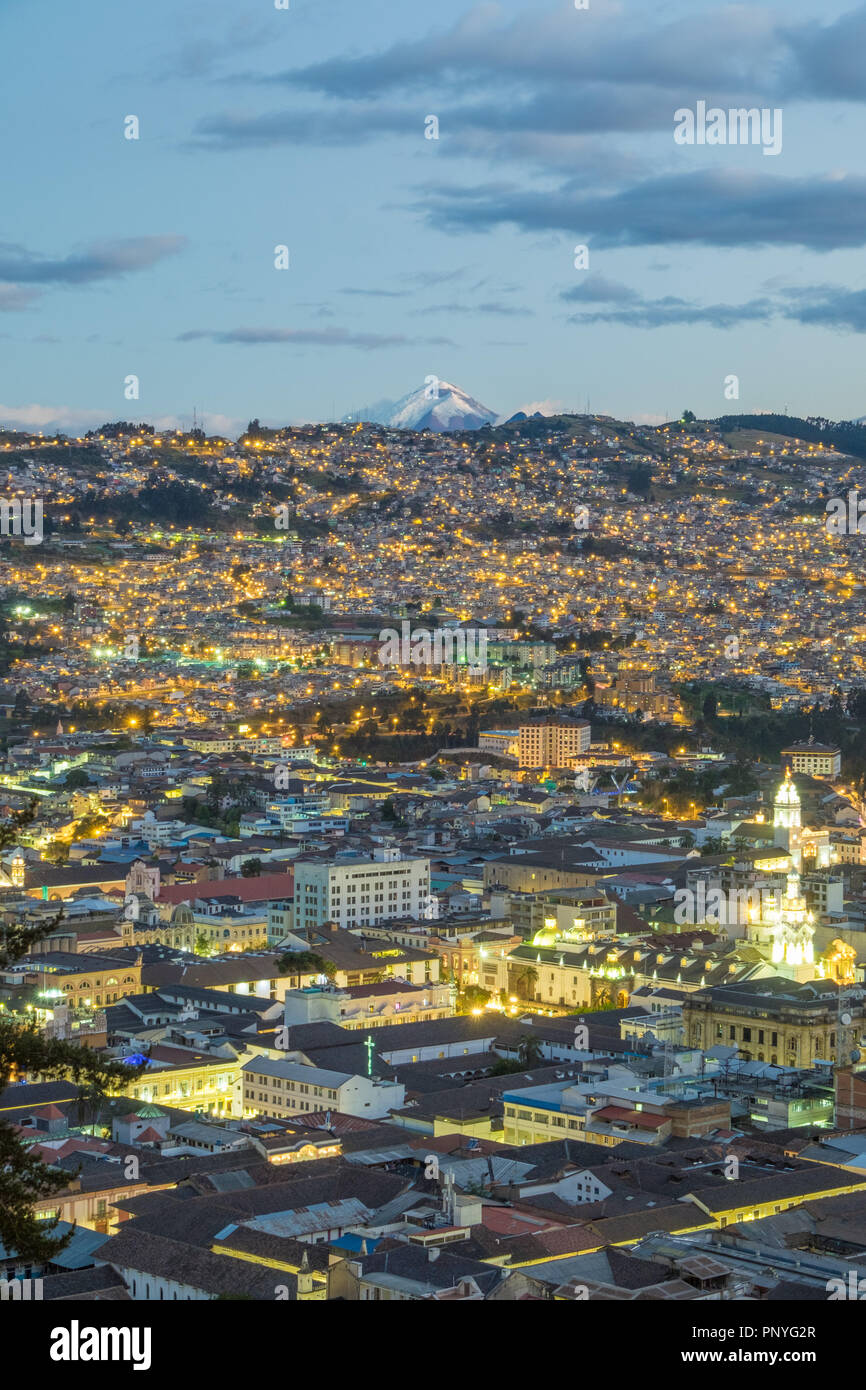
(518, 717, 590, 769)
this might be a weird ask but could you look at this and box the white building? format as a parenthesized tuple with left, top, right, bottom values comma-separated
(782, 740, 841, 779)
(241, 1056, 405, 1120)
(293, 850, 430, 934)
(478, 729, 519, 757)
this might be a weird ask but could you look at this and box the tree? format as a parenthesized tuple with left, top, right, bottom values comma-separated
(194, 932, 213, 957)
(0, 805, 143, 1262)
(458, 985, 490, 1014)
(277, 950, 336, 980)
(64, 768, 90, 790)
(681, 409, 696, 423)
(240, 858, 263, 878)
(517, 1034, 545, 1067)
(514, 965, 538, 1001)
(489, 1058, 532, 1076)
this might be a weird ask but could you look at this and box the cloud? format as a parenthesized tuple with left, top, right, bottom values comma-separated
(0, 284, 42, 312)
(559, 280, 866, 333)
(192, 3, 866, 199)
(780, 284, 866, 332)
(501, 398, 565, 419)
(0, 236, 186, 286)
(566, 293, 777, 330)
(192, 106, 412, 150)
(783, 5, 866, 102)
(341, 287, 411, 298)
(422, 170, 866, 252)
(271, 4, 778, 101)
(412, 301, 532, 317)
(0, 403, 109, 433)
(177, 326, 456, 349)
(560, 275, 641, 304)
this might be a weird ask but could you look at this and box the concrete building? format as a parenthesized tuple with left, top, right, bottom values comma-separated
(241, 1056, 404, 1120)
(782, 740, 842, 779)
(293, 850, 430, 933)
(518, 718, 591, 769)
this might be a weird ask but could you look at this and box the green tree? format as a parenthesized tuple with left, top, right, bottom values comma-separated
(458, 985, 490, 1014)
(277, 950, 336, 980)
(489, 1058, 532, 1076)
(241, 858, 263, 877)
(517, 1034, 545, 1067)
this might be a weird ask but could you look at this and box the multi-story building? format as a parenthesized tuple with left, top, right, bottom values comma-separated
(241, 1057, 404, 1120)
(293, 851, 430, 934)
(491, 887, 618, 942)
(6, 950, 143, 1011)
(477, 729, 520, 758)
(518, 718, 591, 769)
(782, 741, 842, 779)
(135, 903, 269, 954)
(683, 978, 866, 1066)
(122, 1045, 240, 1117)
(502, 1077, 729, 1148)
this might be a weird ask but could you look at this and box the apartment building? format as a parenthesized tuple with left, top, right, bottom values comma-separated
(518, 718, 591, 769)
(502, 1077, 728, 1149)
(293, 851, 430, 934)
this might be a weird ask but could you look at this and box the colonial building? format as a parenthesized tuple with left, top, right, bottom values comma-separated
(683, 977, 866, 1066)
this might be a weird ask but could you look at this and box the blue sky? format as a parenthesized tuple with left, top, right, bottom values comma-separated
(3, 0, 866, 433)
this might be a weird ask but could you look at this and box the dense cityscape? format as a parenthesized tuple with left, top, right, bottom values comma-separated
(0, 403, 864, 1332)
(7, 0, 866, 1359)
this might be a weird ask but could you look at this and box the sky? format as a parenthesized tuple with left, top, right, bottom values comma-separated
(3, 0, 866, 434)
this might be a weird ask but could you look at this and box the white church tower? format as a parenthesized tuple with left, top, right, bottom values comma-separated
(773, 768, 802, 871)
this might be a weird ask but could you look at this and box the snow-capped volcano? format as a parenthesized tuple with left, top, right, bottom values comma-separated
(346, 381, 497, 432)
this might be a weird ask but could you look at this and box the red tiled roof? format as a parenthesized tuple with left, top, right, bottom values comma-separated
(481, 1207, 556, 1237)
(156, 871, 293, 905)
(135, 1127, 165, 1144)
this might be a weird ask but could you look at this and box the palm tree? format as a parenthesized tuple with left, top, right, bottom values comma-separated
(517, 1034, 544, 1068)
(515, 965, 538, 1001)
